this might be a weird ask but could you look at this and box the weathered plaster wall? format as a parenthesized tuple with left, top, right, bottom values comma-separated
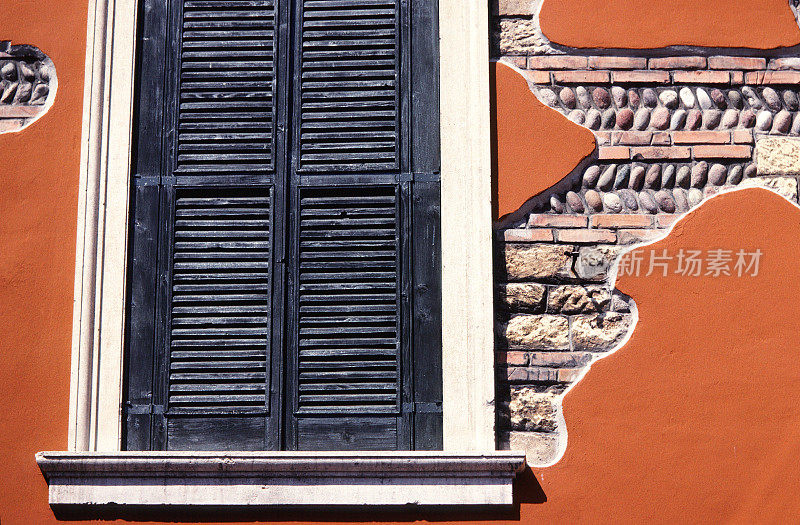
(492, 61, 595, 218)
(4, 0, 800, 523)
(523, 188, 800, 522)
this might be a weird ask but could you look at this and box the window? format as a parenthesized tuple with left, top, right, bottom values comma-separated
(124, 0, 443, 452)
(39, 0, 523, 510)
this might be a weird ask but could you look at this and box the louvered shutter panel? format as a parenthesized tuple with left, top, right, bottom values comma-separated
(286, 0, 441, 451)
(126, 0, 281, 451)
(291, 187, 402, 449)
(297, 0, 399, 172)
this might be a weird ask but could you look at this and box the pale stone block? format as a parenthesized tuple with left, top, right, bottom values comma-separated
(499, 431, 561, 467)
(756, 137, 800, 176)
(571, 313, 634, 352)
(504, 244, 574, 281)
(500, 282, 547, 312)
(740, 176, 799, 201)
(502, 314, 570, 349)
(510, 387, 559, 432)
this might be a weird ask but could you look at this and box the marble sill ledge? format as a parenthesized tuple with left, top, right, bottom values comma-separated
(36, 451, 528, 508)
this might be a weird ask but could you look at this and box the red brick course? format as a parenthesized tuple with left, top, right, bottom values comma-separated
(708, 56, 766, 70)
(527, 56, 589, 70)
(529, 215, 589, 228)
(671, 131, 731, 145)
(598, 146, 630, 160)
(588, 56, 647, 70)
(745, 70, 800, 84)
(611, 70, 670, 84)
(553, 70, 611, 84)
(631, 146, 691, 160)
(693, 145, 752, 159)
(557, 229, 617, 243)
(672, 70, 730, 84)
(504, 229, 555, 242)
(590, 215, 654, 229)
(649, 56, 706, 70)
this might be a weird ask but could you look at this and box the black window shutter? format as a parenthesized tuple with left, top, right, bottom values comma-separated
(286, 0, 441, 451)
(126, 0, 282, 451)
(126, 0, 440, 452)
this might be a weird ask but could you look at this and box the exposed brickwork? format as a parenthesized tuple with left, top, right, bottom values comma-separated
(492, 15, 800, 466)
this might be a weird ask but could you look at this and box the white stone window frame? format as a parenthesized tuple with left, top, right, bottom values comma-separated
(43, 0, 522, 508)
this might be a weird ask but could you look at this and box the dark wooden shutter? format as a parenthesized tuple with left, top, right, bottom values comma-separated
(285, 0, 441, 451)
(126, 0, 283, 451)
(126, 0, 441, 452)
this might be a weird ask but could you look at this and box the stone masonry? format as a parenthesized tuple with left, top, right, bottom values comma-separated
(0, 41, 56, 134)
(492, 2, 800, 466)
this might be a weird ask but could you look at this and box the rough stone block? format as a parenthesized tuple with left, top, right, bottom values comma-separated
(571, 313, 634, 352)
(503, 243, 574, 281)
(498, 19, 550, 55)
(547, 285, 611, 314)
(501, 315, 570, 350)
(756, 137, 800, 175)
(509, 387, 559, 432)
(740, 176, 798, 201)
(499, 282, 547, 313)
(499, 431, 560, 467)
(575, 245, 623, 281)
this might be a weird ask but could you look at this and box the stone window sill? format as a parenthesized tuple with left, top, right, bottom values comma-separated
(36, 451, 527, 509)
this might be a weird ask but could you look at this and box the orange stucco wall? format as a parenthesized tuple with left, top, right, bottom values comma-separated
(0, 1, 86, 523)
(491, 61, 595, 219)
(4, 0, 800, 524)
(523, 188, 800, 522)
(539, 0, 800, 49)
